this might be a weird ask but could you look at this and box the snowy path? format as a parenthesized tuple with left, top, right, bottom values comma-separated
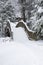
(0, 23, 43, 65)
(11, 22, 28, 43)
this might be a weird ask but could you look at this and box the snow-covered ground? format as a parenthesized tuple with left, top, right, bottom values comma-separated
(0, 22, 43, 65)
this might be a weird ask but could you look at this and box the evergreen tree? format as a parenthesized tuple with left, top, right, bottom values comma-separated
(27, 0, 43, 39)
(0, 2, 15, 23)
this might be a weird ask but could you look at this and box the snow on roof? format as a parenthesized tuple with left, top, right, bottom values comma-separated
(16, 20, 35, 33)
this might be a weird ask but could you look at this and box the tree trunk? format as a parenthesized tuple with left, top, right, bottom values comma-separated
(22, 7, 26, 22)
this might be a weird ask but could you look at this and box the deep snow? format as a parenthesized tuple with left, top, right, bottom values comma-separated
(0, 22, 43, 65)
